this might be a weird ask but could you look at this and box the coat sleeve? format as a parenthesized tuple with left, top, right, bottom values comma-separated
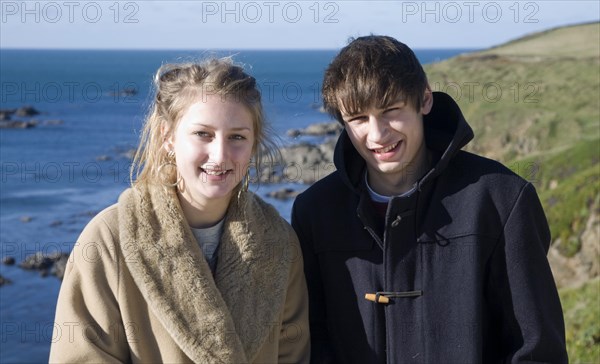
(277, 228, 311, 364)
(291, 198, 337, 364)
(49, 207, 129, 363)
(487, 183, 568, 363)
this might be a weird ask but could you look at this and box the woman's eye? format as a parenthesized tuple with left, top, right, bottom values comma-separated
(194, 131, 211, 138)
(230, 134, 246, 141)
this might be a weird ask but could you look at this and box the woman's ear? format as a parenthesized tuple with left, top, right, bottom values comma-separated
(161, 123, 174, 153)
(421, 86, 433, 115)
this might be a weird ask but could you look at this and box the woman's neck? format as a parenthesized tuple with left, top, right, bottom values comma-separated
(177, 190, 231, 229)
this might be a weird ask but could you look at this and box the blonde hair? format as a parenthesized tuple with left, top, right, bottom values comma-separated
(131, 57, 279, 187)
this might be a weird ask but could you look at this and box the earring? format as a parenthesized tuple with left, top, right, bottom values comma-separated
(158, 150, 181, 187)
(237, 165, 250, 201)
(242, 168, 250, 192)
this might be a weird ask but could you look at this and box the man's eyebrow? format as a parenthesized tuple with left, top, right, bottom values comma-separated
(341, 111, 365, 119)
(342, 101, 407, 117)
(381, 100, 407, 109)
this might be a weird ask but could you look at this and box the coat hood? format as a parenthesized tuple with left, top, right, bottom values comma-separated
(333, 92, 474, 193)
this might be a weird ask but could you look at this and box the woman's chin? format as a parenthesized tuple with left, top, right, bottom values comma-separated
(197, 185, 238, 201)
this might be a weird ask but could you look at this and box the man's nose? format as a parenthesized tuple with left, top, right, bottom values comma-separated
(367, 116, 387, 143)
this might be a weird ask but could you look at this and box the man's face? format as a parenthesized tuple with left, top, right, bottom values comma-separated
(340, 91, 433, 195)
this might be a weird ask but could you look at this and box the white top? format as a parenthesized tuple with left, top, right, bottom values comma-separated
(191, 219, 225, 273)
(365, 171, 417, 203)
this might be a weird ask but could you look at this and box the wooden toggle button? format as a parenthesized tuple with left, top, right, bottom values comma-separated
(365, 293, 389, 304)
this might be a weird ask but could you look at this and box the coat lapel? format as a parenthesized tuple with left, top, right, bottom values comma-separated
(215, 191, 291, 362)
(118, 186, 291, 363)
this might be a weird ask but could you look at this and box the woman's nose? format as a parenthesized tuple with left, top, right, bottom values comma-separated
(208, 138, 227, 165)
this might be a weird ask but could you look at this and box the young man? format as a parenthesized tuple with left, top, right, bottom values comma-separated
(291, 36, 567, 363)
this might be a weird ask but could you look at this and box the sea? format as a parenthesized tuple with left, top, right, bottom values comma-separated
(0, 48, 472, 363)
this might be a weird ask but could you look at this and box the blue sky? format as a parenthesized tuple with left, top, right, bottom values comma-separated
(1, 1, 599, 50)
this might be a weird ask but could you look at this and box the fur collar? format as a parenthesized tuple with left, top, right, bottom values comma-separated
(118, 185, 292, 363)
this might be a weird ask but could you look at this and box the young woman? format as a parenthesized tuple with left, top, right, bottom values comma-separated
(49, 58, 310, 363)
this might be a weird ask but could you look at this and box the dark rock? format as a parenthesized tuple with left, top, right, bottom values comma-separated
(50, 220, 63, 227)
(0, 111, 13, 120)
(15, 106, 40, 117)
(256, 168, 283, 184)
(18, 251, 70, 280)
(286, 122, 341, 137)
(318, 137, 337, 164)
(2, 256, 16, 265)
(267, 188, 300, 200)
(256, 136, 337, 185)
(287, 129, 302, 138)
(271, 121, 341, 184)
(109, 87, 138, 97)
(121, 87, 137, 96)
(51, 253, 69, 280)
(0, 274, 12, 286)
(280, 143, 324, 167)
(304, 122, 342, 136)
(19, 252, 53, 271)
(0, 120, 38, 129)
(121, 149, 136, 160)
(47, 251, 68, 260)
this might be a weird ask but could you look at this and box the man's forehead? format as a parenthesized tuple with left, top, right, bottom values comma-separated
(339, 98, 408, 116)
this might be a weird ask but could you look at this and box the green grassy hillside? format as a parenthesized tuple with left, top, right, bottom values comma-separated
(425, 22, 600, 363)
(425, 22, 599, 163)
(513, 139, 599, 257)
(482, 22, 600, 58)
(560, 277, 600, 363)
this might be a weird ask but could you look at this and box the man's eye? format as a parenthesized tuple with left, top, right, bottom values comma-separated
(347, 116, 367, 123)
(384, 107, 400, 114)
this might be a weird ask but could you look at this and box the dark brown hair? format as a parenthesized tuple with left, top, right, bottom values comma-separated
(322, 35, 429, 123)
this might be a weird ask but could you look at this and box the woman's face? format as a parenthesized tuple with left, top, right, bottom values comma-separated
(168, 94, 255, 207)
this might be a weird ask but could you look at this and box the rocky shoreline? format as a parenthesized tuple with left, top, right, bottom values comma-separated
(1, 251, 69, 286)
(0, 106, 63, 129)
(255, 121, 341, 199)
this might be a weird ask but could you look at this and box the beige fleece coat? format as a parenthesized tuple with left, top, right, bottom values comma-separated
(49, 185, 310, 363)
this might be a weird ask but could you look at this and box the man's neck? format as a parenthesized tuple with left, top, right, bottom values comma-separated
(367, 148, 431, 196)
